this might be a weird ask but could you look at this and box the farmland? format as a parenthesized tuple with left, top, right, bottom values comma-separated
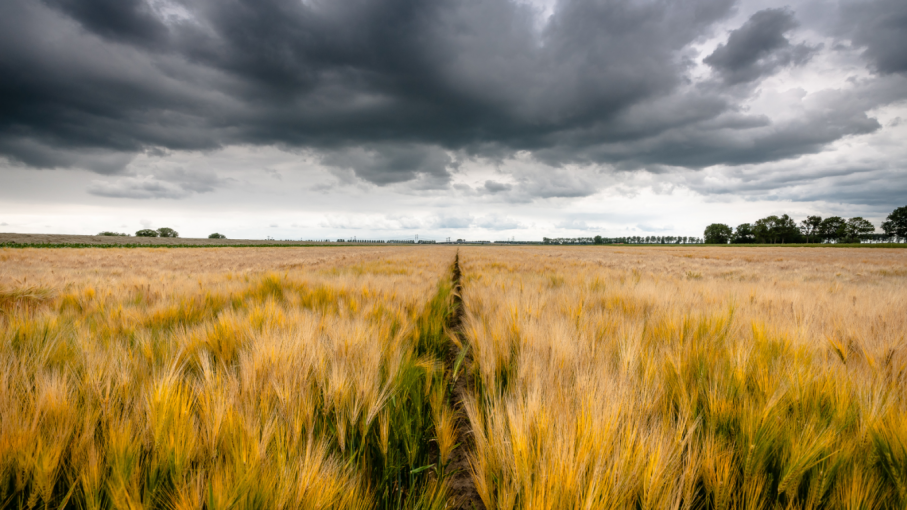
(1, 246, 906, 509)
(460, 247, 907, 509)
(0, 247, 460, 509)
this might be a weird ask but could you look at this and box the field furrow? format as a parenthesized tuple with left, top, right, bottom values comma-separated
(442, 253, 485, 510)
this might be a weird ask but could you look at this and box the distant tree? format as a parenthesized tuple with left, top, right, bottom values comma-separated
(704, 224, 733, 244)
(800, 216, 822, 243)
(208, 233, 227, 239)
(98, 231, 128, 236)
(843, 217, 875, 243)
(157, 227, 179, 238)
(135, 229, 159, 237)
(819, 216, 847, 243)
(776, 214, 801, 243)
(754, 214, 800, 243)
(732, 223, 756, 244)
(753, 216, 778, 243)
(881, 205, 907, 242)
(880, 221, 894, 241)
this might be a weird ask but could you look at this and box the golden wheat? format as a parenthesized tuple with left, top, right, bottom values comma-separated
(459, 246, 907, 510)
(3, 245, 906, 509)
(0, 246, 458, 510)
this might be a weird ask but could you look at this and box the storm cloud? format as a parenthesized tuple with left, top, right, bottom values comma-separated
(704, 8, 816, 85)
(0, 0, 904, 199)
(841, 0, 907, 74)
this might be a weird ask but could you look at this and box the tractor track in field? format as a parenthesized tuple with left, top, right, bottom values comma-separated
(445, 252, 485, 510)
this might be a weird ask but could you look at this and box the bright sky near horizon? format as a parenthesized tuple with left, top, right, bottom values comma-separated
(1, 0, 905, 241)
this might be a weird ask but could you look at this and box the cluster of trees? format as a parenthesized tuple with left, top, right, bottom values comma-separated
(543, 237, 596, 244)
(98, 230, 228, 239)
(597, 235, 703, 245)
(135, 227, 179, 238)
(703, 206, 907, 244)
(883, 205, 907, 240)
(543, 236, 704, 245)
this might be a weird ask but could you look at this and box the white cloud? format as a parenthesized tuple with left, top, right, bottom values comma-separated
(475, 214, 526, 230)
(636, 223, 676, 232)
(432, 214, 473, 229)
(556, 219, 591, 230)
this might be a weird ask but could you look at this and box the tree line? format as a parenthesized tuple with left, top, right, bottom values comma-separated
(98, 229, 228, 239)
(544, 236, 704, 245)
(703, 205, 907, 244)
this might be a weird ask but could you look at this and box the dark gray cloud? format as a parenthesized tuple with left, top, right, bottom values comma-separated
(0, 138, 137, 174)
(841, 0, 907, 74)
(507, 167, 601, 201)
(43, 0, 169, 47)
(321, 144, 453, 186)
(704, 8, 817, 84)
(0, 0, 903, 191)
(484, 180, 512, 193)
(530, 78, 889, 169)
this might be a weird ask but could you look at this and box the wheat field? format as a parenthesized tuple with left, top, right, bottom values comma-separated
(0, 246, 460, 510)
(1, 246, 906, 509)
(459, 246, 907, 509)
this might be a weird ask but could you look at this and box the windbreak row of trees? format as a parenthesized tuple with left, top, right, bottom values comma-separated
(703, 205, 907, 244)
(98, 228, 180, 237)
(98, 229, 228, 239)
(543, 236, 704, 245)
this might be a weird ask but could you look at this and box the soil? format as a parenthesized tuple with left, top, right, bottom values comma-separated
(445, 252, 486, 510)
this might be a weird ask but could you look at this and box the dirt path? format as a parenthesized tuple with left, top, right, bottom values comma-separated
(444, 252, 485, 510)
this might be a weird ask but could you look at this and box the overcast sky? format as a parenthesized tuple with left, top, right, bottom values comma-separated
(1, 0, 905, 240)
